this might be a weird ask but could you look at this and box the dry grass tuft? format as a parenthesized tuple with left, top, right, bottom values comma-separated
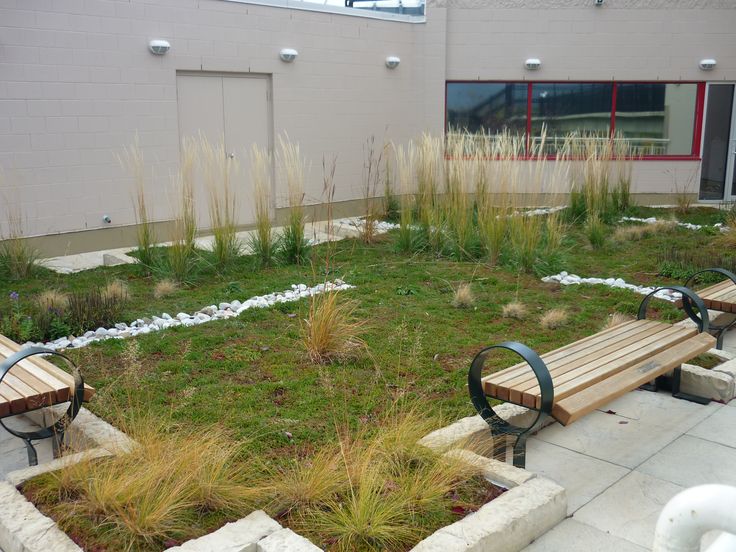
(502, 301, 528, 320)
(613, 220, 677, 242)
(103, 280, 129, 303)
(26, 417, 258, 550)
(266, 403, 483, 552)
(249, 144, 275, 267)
(153, 279, 178, 299)
(35, 289, 69, 312)
(0, 177, 40, 280)
(119, 138, 156, 269)
(277, 134, 310, 264)
(452, 283, 475, 309)
(540, 308, 568, 330)
(604, 312, 633, 330)
(301, 289, 367, 363)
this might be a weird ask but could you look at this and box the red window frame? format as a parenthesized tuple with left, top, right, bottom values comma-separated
(445, 80, 706, 161)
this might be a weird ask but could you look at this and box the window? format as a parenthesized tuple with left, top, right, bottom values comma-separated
(615, 83, 698, 156)
(446, 82, 527, 137)
(531, 83, 613, 154)
(445, 81, 702, 158)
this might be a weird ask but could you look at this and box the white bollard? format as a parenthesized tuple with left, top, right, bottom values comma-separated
(653, 485, 736, 552)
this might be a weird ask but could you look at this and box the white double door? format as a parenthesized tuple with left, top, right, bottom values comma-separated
(176, 73, 272, 227)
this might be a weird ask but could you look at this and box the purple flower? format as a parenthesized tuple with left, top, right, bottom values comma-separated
(9, 292, 19, 302)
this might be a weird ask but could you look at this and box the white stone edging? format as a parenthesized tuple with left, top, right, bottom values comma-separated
(28, 280, 354, 352)
(542, 271, 681, 302)
(620, 216, 726, 232)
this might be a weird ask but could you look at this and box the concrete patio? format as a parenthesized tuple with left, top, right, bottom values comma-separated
(523, 389, 736, 551)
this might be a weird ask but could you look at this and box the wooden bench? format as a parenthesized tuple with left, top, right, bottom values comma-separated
(0, 334, 94, 466)
(469, 286, 716, 468)
(675, 268, 736, 349)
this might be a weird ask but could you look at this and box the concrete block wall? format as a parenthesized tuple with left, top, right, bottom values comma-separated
(1, 0, 736, 248)
(0, 0, 440, 240)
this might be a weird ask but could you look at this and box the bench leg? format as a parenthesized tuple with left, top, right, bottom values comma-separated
(671, 366, 710, 405)
(639, 367, 710, 405)
(22, 439, 38, 467)
(512, 434, 529, 469)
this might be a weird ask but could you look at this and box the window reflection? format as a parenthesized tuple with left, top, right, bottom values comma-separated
(531, 83, 612, 154)
(446, 83, 527, 137)
(615, 83, 697, 156)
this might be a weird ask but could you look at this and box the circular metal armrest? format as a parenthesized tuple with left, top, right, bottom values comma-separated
(0, 346, 84, 442)
(468, 341, 554, 435)
(637, 285, 710, 334)
(684, 267, 736, 291)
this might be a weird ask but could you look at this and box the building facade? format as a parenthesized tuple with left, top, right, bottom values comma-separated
(1, 0, 735, 253)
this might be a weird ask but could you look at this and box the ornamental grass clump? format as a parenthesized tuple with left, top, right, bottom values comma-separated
(541, 308, 569, 330)
(394, 142, 419, 253)
(502, 301, 528, 320)
(0, 180, 40, 281)
(277, 135, 310, 265)
(24, 417, 259, 551)
(360, 136, 384, 245)
(266, 403, 486, 552)
(416, 133, 444, 253)
(167, 138, 198, 282)
(301, 288, 366, 363)
(200, 137, 241, 270)
(249, 144, 275, 267)
(452, 283, 475, 309)
(119, 138, 156, 271)
(153, 279, 178, 299)
(444, 135, 476, 260)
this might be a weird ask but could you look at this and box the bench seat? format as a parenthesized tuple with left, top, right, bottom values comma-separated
(680, 279, 736, 313)
(481, 319, 713, 423)
(469, 284, 716, 468)
(0, 335, 95, 418)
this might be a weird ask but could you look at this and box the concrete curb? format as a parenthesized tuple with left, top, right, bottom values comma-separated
(0, 408, 135, 552)
(411, 452, 566, 551)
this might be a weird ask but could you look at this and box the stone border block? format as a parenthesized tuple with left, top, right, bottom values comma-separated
(257, 528, 323, 551)
(419, 404, 554, 457)
(445, 449, 535, 488)
(167, 510, 282, 552)
(410, 477, 566, 552)
(0, 481, 80, 552)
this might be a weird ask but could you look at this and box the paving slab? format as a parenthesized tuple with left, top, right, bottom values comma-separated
(524, 519, 647, 552)
(573, 470, 685, 549)
(525, 438, 629, 513)
(534, 411, 684, 469)
(0, 424, 54, 479)
(638, 434, 736, 488)
(686, 404, 736, 448)
(593, 388, 720, 428)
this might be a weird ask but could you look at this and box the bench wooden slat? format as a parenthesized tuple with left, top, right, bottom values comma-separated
(529, 325, 697, 408)
(551, 332, 716, 425)
(0, 335, 95, 417)
(509, 324, 695, 408)
(1, 371, 54, 411)
(497, 321, 670, 401)
(0, 335, 94, 402)
(485, 320, 656, 398)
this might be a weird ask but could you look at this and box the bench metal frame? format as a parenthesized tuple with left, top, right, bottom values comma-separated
(0, 346, 84, 467)
(684, 268, 736, 349)
(469, 286, 709, 468)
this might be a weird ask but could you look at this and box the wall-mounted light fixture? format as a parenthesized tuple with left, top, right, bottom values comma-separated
(524, 58, 541, 70)
(149, 39, 171, 55)
(279, 48, 298, 63)
(594, 0, 604, 6)
(385, 56, 400, 69)
(699, 58, 717, 71)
